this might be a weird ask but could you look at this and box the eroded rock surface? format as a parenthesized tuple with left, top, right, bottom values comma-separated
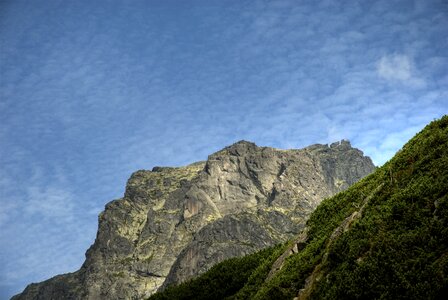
(13, 140, 375, 300)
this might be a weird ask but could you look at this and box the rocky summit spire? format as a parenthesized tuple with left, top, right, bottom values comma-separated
(13, 140, 375, 300)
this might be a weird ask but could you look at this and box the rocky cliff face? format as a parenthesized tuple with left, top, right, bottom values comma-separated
(13, 140, 375, 300)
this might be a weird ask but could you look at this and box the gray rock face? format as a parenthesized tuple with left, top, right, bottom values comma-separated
(13, 140, 375, 300)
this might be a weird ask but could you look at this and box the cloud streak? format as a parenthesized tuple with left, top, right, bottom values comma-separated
(1, 0, 447, 298)
(377, 54, 426, 88)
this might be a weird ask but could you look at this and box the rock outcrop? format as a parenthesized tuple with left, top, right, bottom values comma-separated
(13, 140, 375, 300)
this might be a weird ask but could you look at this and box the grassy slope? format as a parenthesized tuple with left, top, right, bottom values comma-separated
(149, 116, 448, 300)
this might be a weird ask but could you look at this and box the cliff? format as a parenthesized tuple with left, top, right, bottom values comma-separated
(13, 140, 375, 300)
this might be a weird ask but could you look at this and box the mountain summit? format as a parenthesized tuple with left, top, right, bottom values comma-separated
(13, 141, 374, 299)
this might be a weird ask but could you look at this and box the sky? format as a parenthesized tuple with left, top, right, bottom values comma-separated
(0, 0, 447, 298)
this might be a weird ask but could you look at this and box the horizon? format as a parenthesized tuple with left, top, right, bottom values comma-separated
(1, 0, 447, 298)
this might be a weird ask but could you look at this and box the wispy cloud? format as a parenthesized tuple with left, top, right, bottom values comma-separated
(1, 0, 447, 298)
(24, 186, 75, 220)
(377, 54, 426, 88)
(0, 166, 98, 298)
(377, 54, 413, 81)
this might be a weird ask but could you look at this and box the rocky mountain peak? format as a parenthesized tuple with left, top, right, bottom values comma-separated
(330, 139, 351, 149)
(13, 140, 375, 300)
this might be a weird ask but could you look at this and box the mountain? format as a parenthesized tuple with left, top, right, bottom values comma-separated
(148, 116, 448, 300)
(13, 140, 374, 299)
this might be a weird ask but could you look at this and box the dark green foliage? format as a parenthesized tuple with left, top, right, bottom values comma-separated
(256, 116, 448, 299)
(148, 116, 448, 300)
(148, 245, 283, 300)
(228, 244, 288, 299)
(308, 116, 448, 300)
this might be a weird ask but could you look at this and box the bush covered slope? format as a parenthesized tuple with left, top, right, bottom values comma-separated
(149, 116, 448, 300)
(148, 245, 285, 300)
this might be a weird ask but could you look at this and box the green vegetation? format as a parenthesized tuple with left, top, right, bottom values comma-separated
(307, 116, 448, 300)
(148, 245, 284, 300)
(112, 271, 125, 278)
(149, 116, 448, 299)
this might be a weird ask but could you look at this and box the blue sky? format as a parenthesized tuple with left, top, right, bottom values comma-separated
(0, 0, 447, 298)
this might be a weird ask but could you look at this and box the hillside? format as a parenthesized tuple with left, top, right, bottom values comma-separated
(149, 116, 448, 299)
(13, 140, 374, 299)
